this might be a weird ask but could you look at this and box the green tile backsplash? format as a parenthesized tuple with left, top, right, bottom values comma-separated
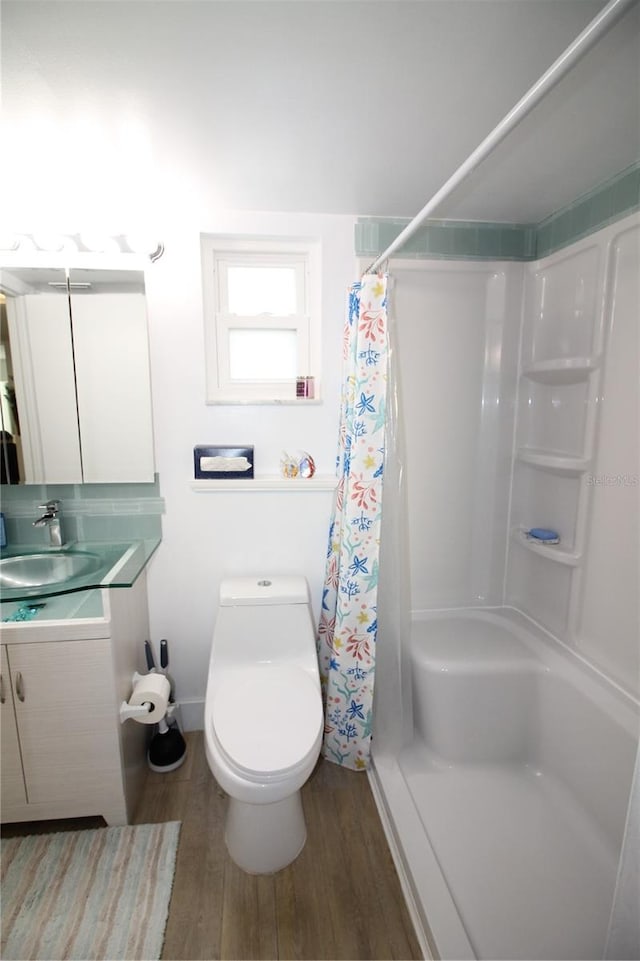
(1, 475, 164, 546)
(356, 162, 640, 262)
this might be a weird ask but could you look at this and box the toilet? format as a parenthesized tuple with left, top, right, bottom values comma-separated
(204, 575, 324, 874)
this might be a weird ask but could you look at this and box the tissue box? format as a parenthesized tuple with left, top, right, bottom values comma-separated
(194, 445, 254, 480)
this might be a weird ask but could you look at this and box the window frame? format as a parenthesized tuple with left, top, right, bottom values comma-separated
(201, 236, 321, 404)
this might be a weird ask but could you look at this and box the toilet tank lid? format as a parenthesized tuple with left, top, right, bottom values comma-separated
(219, 576, 310, 606)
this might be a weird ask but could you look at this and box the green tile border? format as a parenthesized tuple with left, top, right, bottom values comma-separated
(356, 162, 640, 263)
(535, 163, 640, 258)
(355, 217, 535, 262)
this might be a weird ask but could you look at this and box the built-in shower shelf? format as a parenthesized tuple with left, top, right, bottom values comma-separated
(521, 356, 600, 384)
(512, 529, 581, 566)
(517, 448, 591, 475)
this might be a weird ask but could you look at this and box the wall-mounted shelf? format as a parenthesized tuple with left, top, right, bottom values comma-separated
(521, 356, 600, 385)
(512, 529, 581, 567)
(517, 447, 591, 475)
(190, 475, 338, 492)
(205, 398, 323, 406)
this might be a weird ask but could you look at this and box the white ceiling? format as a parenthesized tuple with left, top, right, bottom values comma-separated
(2, 0, 639, 225)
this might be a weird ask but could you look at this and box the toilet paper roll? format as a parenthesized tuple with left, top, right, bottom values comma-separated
(127, 672, 171, 724)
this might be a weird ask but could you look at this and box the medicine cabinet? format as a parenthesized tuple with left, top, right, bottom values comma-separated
(0, 267, 155, 484)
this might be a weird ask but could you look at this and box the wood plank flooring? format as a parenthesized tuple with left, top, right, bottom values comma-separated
(2, 731, 422, 960)
(141, 732, 422, 960)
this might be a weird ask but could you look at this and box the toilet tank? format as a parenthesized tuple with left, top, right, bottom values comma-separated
(219, 576, 310, 607)
(213, 576, 319, 674)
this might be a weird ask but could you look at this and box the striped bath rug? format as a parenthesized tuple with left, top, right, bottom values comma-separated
(1, 821, 181, 960)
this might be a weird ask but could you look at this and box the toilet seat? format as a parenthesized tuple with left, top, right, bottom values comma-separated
(211, 664, 322, 779)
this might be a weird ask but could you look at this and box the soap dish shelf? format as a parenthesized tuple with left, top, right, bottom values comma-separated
(516, 448, 591, 475)
(521, 356, 600, 385)
(512, 529, 581, 567)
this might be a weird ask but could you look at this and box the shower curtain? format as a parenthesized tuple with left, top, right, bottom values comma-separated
(317, 273, 389, 769)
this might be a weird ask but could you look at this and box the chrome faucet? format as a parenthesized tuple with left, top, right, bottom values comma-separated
(33, 500, 65, 548)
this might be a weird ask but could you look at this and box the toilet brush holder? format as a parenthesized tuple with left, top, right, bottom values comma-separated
(165, 701, 184, 735)
(148, 704, 187, 773)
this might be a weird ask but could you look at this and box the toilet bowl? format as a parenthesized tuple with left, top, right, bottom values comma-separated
(204, 576, 323, 874)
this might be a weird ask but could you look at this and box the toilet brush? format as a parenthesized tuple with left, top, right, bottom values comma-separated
(148, 712, 187, 772)
(160, 638, 182, 731)
(143, 638, 187, 772)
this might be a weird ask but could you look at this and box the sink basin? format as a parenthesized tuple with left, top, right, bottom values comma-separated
(0, 550, 103, 589)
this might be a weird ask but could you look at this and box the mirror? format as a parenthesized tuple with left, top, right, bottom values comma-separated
(1, 293, 21, 481)
(0, 268, 68, 485)
(0, 267, 154, 485)
(0, 299, 20, 482)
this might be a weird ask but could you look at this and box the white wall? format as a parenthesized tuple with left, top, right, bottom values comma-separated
(143, 211, 356, 728)
(392, 260, 522, 612)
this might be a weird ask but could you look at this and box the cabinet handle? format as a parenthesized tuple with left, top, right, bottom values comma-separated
(15, 672, 25, 702)
(0, 673, 5, 704)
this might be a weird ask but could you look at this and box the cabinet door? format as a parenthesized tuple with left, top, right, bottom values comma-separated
(71, 293, 155, 482)
(0, 646, 27, 807)
(8, 639, 122, 805)
(7, 293, 83, 483)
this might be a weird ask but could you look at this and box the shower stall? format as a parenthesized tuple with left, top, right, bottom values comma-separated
(368, 215, 639, 959)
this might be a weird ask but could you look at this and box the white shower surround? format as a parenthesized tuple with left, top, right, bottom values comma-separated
(369, 213, 640, 959)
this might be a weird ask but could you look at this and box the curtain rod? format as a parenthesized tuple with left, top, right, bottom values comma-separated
(366, 0, 638, 274)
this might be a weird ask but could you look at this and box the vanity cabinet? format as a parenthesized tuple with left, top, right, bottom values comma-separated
(0, 645, 26, 807)
(1, 639, 123, 812)
(0, 576, 149, 826)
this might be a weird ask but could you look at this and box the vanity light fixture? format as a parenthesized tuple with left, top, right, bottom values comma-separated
(32, 234, 76, 253)
(1, 233, 164, 261)
(79, 234, 122, 255)
(2, 235, 36, 253)
(124, 233, 161, 256)
(0, 235, 20, 252)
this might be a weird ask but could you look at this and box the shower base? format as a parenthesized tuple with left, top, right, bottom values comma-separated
(398, 741, 616, 960)
(369, 608, 638, 960)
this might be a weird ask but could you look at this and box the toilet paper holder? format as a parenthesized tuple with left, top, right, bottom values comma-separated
(120, 702, 152, 722)
(119, 670, 171, 724)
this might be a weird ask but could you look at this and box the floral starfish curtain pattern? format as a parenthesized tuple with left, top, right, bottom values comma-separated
(317, 273, 389, 769)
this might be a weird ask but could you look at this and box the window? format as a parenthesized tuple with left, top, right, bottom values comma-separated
(201, 236, 321, 403)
